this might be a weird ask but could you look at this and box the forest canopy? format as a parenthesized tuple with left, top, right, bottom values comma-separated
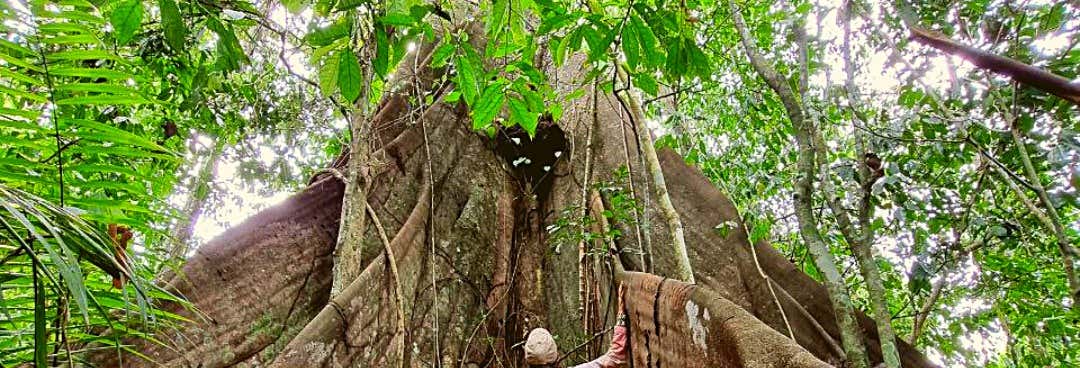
(0, 0, 1077, 367)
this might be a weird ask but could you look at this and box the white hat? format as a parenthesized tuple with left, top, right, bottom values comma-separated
(524, 328, 558, 365)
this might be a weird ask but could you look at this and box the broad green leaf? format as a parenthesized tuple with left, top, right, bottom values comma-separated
(633, 73, 659, 96)
(454, 45, 483, 106)
(334, 0, 366, 11)
(664, 36, 685, 80)
(381, 12, 414, 26)
(630, 14, 661, 67)
(471, 82, 505, 130)
(159, 0, 188, 51)
(685, 39, 709, 79)
(553, 35, 569, 67)
(207, 19, 247, 72)
(507, 96, 539, 138)
(581, 25, 607, 61)
(486, 0, 509, 48)
(621, 22, 641, 70)
(430, 41, 456, 68)
(319, 51, 341, 98)
(110, 0, 143, 45)
(337, 50, 362, 103)
(304, 17, 352, 47)
(373, 26, 389, 78)
(282, 0, 308, 13)
(539, 13, 575, 34)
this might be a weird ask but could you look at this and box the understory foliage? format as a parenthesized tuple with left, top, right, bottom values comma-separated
(0, 0, 1077, 366)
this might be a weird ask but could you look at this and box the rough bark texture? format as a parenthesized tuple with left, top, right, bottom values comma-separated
(619, 270, 831, 368)
(90, 41, 938, 368)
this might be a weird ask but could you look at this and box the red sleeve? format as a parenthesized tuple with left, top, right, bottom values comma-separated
(571, 325, 629, 368)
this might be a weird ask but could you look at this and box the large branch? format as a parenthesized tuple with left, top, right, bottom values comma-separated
(909, 26, 1080, 106)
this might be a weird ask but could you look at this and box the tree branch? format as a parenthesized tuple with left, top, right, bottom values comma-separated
(909, 26, 1080, 106)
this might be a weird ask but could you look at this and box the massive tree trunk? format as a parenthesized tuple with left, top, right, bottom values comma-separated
(90, 45, 937, 368)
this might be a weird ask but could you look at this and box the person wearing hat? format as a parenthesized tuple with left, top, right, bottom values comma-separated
(523, 286, 628, 368)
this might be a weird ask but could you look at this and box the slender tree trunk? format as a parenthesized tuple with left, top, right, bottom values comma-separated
(839, 4, 902, 367)
(169, 139, 224, 262)
(331, 45, 374, 295)
(729, 2, 869, 367)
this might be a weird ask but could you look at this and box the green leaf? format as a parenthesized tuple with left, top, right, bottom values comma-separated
(55, 94, 149, 105)
(319, 52, 341, 98)
(582, 25, 610, 61)
(158, 0, 188, 51)
(60, 118, 173, 153)
(664, 36, 686, 80)
(110, 0, 142, 45)
(471, 82, 505, 130)
(508, 96, 539, 138)
(685, 39, 709, 79)
(54, 82, 140, 95)
(381, 12, 415, 26)
(630, 14, 660, 67)
(337, 50, 362, 103)
(40, 34, 101, 46)
(304, 17, 352, 47)
(633, 73, 659, 96)
(621, 21, 641, 70)
(47, 50, 127, 64)
(282, 0, 308, 13)
(207, 19, 248, 72)
(32, 265, 45, 368)
(430, 41, 456, 68)
(455, 45, 483, 106)
(373, 26, 389, 78)
(49, 67, 136, 81)
(486, 0, 509, 46)
(0, 85, 47, 103)
(0, 51, 45, 73)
